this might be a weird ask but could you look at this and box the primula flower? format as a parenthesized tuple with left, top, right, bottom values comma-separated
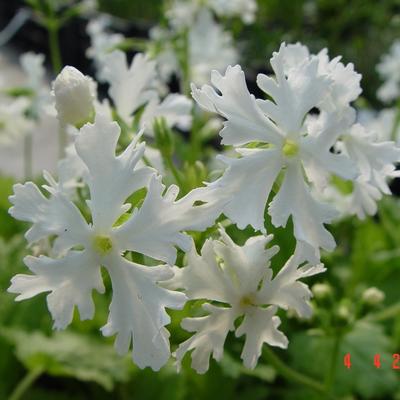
(192, 43, 359, 257)
(86, 16, 124, 81)
(151, 9, 238, 86)
(377, 40, 400, 103)
(170, 227, 324, 372)
(8, 114, 223, 370)
(20, 52, 51, 117)
(166, 0, 257, 28)
(0, 97, 32, 146)
(102, 50, 192, 132)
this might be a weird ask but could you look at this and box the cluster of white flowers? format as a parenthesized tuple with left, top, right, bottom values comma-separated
(0, 51, 50, 146)
(4, 13, 400, 374)
(192, 42, 400, 258)
(147, 5, 239, 86)
(166, 0, 258, 28)
(377, 40, 400, 103)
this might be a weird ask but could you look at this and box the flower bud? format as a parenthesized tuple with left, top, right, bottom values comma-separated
(53, 66, 95, 128)
(362, 287, 385, 306)
(312, 283, 332, 300)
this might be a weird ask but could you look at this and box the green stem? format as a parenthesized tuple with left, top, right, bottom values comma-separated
(47, 22, 62, 74)
(23, 132, 33, 180)
(263, 347, 331, 397)
(179, 29, 190, 96)
(164, 155, 184, 188)
(366, 302, 400, 322)
(324, 334, 341, 397)
(9, 368, 43, 400)
(58, 123, 67, 159)
(390, 100, 400, 142)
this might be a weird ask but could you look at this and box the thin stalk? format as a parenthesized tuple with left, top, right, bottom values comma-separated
(47, 22, 62, 74)
(164, 155, 184, 189)
(180, 29, 190, 96)
(324, 334, 341, 397)
(263, 347, 331, 397)
(365, 302, 400, 322)
(9, 368, 43, 400)
(23, 132, 33, 180)
(58, 123, 67, 159)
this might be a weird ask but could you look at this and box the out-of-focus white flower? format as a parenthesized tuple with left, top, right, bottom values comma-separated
(189, 9, 238, 85)
(53, 66, 96, 128)
(192, 43, 360, 257)
(358, 108, 400, 143)
(0, 97, 32, 145)
(377, 40, 400, 103)
(20, 52, 51, 116)
(141, 94, 192, 136)
(362, 287, 385, 306)
(166, 0, 257, 29)
(8, 113, 223, 370)
(151, 9, 238, 86)
(86, 16, 124, 81)
(102, 50, 192, 133)
(339, 123, 400, 200)
(102, 50, 157, 124)
(170, 228, 324, 372)
(320, 117, 400, 220)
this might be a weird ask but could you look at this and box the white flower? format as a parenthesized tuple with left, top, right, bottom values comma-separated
(86, 16, 124, 81)
(166, 0, 257, 28)
(377, 40, 400, 103)
(334, 123, 400, 218)
(0, 97, 32, 145)
(277, 42, 362, 111)
(189, 9, 238, 86)
(8, 114, 223, 370)
(53, 66, 96, 128)
(358, 108, 400, 143)
(19, 52, 51, 116)
(212, 0, 257, 24)
(141, 94, 192, 136)
(102, 50, 192, 133)
(192, 43, 359, 256)
(171, 227, 324, 372)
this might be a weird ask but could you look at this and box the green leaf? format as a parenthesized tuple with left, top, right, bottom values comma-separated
(1, 329, 133, 391)
(289, 321, 399, 398)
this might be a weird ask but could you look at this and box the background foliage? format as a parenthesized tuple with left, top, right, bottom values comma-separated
(0, 0, 400, 399)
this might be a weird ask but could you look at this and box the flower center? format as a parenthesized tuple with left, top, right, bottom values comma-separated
(93, 235, 113, 255)
(240, 295, 256, 308)
(282, 139, 299, 157)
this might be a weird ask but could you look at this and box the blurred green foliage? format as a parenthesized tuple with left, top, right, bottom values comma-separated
(1, 0, 400, 399)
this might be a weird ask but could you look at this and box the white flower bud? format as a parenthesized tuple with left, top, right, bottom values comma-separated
(362, 287, 385, 306)
(311, 283, 332, 300)
(53, 66, 95, 128)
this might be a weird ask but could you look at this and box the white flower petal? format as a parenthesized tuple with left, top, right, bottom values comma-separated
(102, 50, 157, 122)
(208, 148, 283, 232)
(8, 250, 104, 329)
(75, 114, 155, 230)
(114, 175, 223, 265)
(235, 306, 288, 369)
(101, 255, 186, 371)
(269, 162, 337, 252)
(175, 304, 236, 374)
(192, 65, 282, 146)
(9, 181, 89, 248)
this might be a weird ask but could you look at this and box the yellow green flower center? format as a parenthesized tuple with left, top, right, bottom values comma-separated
(240, 295, 256, 308)
(93, 235, 113, 255)
(282, 139, 299, 157)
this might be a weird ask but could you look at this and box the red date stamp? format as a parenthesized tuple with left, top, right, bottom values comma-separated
(344, 353, 400, 369)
